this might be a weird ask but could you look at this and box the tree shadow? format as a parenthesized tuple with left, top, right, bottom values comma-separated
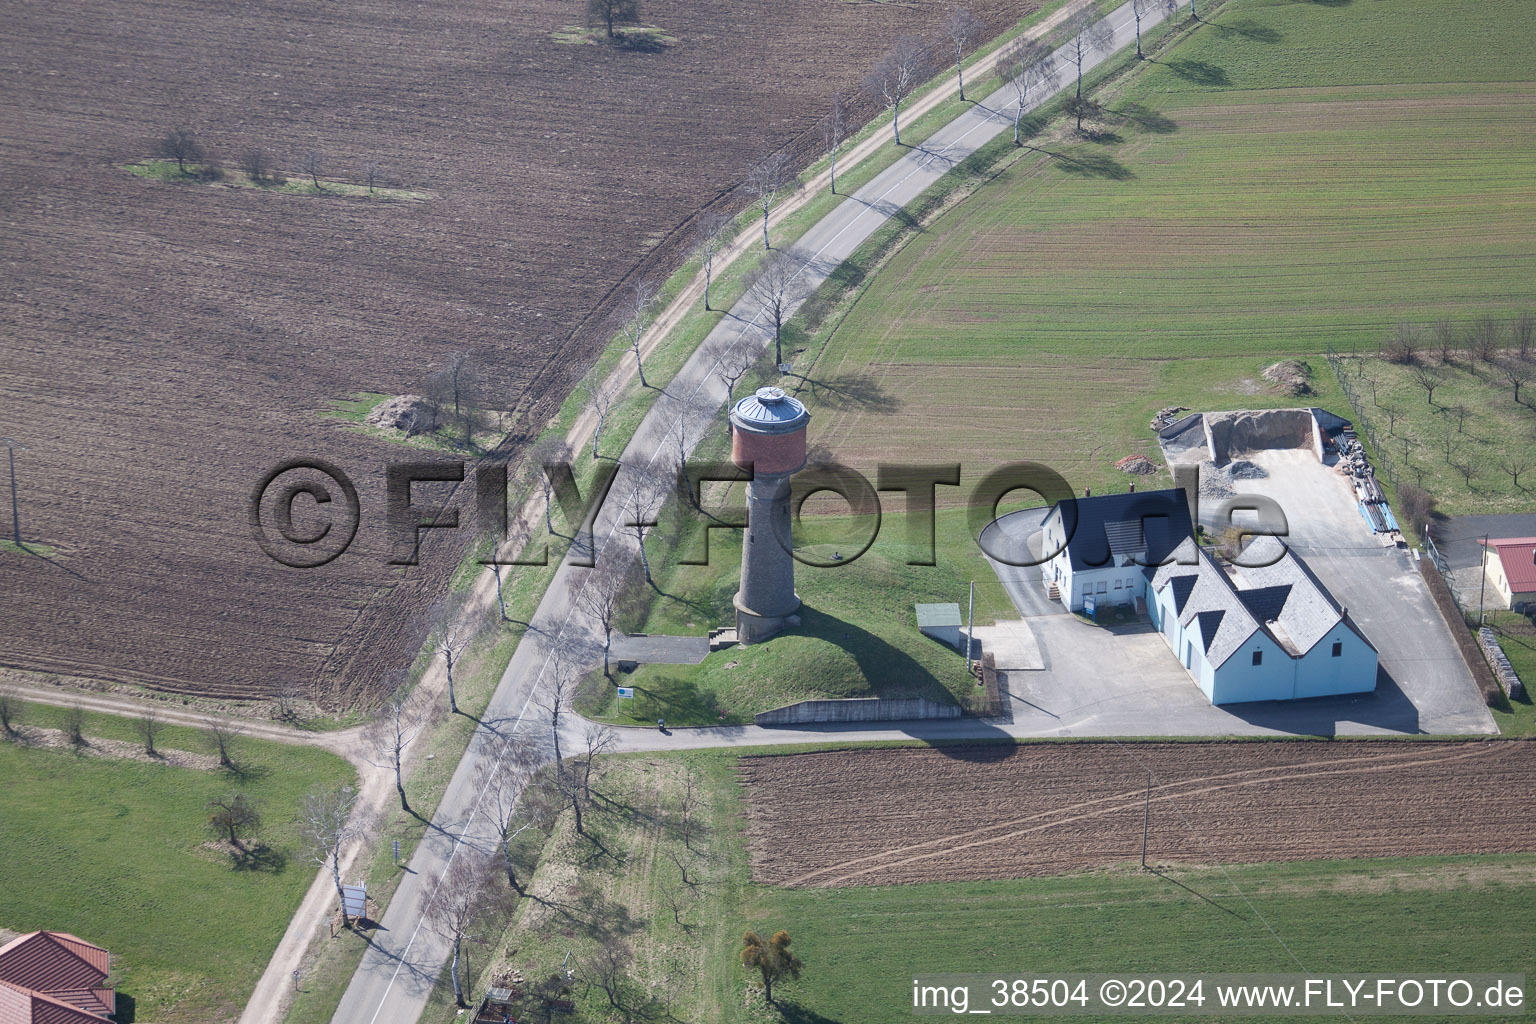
(1044, 149, 1135, 181)
(1113, 102, 1178, 134)
(633, 676, 742, 725)
(772, 999, 840, 1024)
(232, 842, 288, 874)
(1310, 0, 1352, 6)
(1163, 58, 1230, 86)
(795, 371, 899, 412)
(1209, 18, 1282, 43)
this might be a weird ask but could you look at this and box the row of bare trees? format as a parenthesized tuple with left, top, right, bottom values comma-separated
(155, 128, 388, 191)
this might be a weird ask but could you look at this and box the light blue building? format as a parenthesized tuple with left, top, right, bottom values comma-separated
(1147, 535, 1377, 705)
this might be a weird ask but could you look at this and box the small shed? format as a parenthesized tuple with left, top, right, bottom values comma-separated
(916, 603, 963, 649)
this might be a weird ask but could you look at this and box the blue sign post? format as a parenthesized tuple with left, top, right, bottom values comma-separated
(1084, 594, 1097, 620)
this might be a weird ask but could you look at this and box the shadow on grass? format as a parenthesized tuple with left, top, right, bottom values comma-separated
(232, 843, 288, 874)
(772, 1000, 840, 1024)
(1114, 102, 1178, 134)
(795, 370, 900, 412)
(1043, 149, 1135, 181)
(1209, 18, 1283, 43)
(111, 993, 136, 1022)
(632, 675, 740, 725)
(1163, 58, 1231, 86)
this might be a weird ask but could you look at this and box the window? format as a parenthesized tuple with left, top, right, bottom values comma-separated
(1114, 579, 1123, 590)
(1252, 650, 1263, 666)
(1096, 581, 1107, 594)
(1332, 641, 1343, 658)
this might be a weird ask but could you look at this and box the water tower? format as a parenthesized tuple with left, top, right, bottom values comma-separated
(730, 386, 810, 644)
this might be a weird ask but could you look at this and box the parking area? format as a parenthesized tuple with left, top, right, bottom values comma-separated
(979, 449, 1497, 737)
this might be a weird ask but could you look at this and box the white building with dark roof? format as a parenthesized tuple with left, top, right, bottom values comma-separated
(1041, 488, 1195, 612)
(1147, 535, 1378, 705)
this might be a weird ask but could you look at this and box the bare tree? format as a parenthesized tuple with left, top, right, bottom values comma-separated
(1470, 317, 1501, 363)
(240, 148, 272, 184)
(362, 161, 384, 193)
(622, 280, 658, 388)
(1514, 311, 1533, 358)
(366, 680, 422, 813)
(677, 771, 703, 852)
(1435, 318, 1458, 363)
(586, 0, 639, 38)
(1410, 362, 1444, 405)
(745, 151, 791, 251)
(531, 437, 575, 535)
(1065, 9, 1114, 130)
(1131, 0, 1156, 58)
(823, 95, 849, 194)
(578, 554, 639, 676)
(621, 472, 666, 587)
(425, 853, 495, 1007)
(997, 38, 1057, 145)
(1498, 455, 1530, 490)
(717, 349, 752, 419)
(299, 149, 324, 189)
(693, 210, 731, 311)
(475, 735, 544, 895)
(0, 686, 21, 738)
(578, 722, 617, 802)
(426, 352, 478, 446)
(747, 254, 802, 367)
(579, 376, 617, 459)
(63, 705, 86, 747)
(206, 719, 245, 769)
(159, 127, 206, 174)
(1499, 356, 1534, 404)
(134, 708, 162, 756)
(428, 596, 470, 715)
(207, 792, 261, 847)
(299, 783, 361, 927)
(1384, 322, 1421, 365)
(580, 937, 635, 1010)
(538, 634, 598, 834)
(944, 8, 986, 100)
(865, 35, 931, 146)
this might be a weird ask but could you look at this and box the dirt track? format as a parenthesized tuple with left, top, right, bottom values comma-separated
(0, 0, 1039, 706)
(740, 741, 1536, 887)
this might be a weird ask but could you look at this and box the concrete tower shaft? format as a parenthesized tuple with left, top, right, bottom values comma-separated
(729, 387, 810, 644)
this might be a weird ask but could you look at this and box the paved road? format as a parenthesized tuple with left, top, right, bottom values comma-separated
(329, 5, 1176, 1022)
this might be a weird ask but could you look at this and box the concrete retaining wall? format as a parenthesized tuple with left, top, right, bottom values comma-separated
(754, 697, 964, 726)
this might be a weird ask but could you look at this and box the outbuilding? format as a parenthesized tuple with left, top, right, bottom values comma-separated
(915, 603, 963, 649)
(1479, 537, 1536, 611)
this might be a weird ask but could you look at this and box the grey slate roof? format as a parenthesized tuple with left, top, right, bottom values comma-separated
(1149, 535, 1370, 668)
(915, 603, 962, 628)
(1048, 488, 1194, 571)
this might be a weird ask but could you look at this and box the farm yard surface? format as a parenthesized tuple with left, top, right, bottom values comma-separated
(0, 0, 1040, 705)
(740, 741, 1536, 888)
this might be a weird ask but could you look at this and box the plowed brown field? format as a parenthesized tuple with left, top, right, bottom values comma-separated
(0, 0, 1034, 705)
(740, 741, 1536, 887)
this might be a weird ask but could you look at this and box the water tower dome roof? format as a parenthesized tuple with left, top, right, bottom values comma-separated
(731, 386, 810, 435)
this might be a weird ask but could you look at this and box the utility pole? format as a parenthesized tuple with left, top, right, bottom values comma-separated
(2, 438, 23, 546)
(1140, 770, 1151, 870)
(1477, 534, 1489, 626)
(966, 581, 976, 664)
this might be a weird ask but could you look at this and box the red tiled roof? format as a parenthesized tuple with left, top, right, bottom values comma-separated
(1482, 537, 1536, 593)
(0, 933, 113, 1022)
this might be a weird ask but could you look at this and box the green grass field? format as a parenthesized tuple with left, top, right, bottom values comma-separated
(440, 747, 1536, 1024)
(581, 505, 1017, 726)
(0, 703, 354, 1023)
(799, 0, 1536, 501)
(1331, 353, 1536, 515)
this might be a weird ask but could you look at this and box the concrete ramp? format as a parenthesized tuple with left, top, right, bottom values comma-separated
(973, 620, 1044, 670)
